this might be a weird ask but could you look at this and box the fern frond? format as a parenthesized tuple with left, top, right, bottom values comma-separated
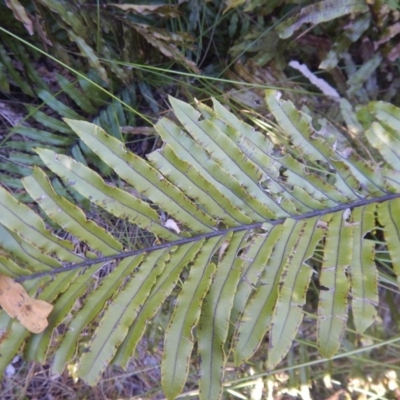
(0, 91, 399, 398)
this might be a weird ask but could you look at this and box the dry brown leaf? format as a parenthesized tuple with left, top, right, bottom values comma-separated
(5, 0, 34, 35)
(0, 275, 53, 334)
(108, 4, 181, 17)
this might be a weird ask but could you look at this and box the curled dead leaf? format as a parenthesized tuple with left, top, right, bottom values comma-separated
(0, 275, 53, 334)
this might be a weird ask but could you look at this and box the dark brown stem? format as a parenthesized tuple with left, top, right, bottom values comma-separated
(16, 192, 400, 282)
